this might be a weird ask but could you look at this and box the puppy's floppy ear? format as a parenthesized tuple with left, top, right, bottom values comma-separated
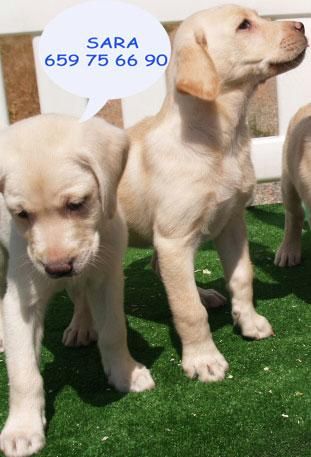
(80, 119, 129, 219)
(176, 31, 220, 101)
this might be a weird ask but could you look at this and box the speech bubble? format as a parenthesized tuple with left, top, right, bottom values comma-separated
(39, 0, 171, 122)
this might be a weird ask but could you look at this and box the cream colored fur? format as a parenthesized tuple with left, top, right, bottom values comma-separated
(275, 104, 311, 267)
(0, 115, 154, 457)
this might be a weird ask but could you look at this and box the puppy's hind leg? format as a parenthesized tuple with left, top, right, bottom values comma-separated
(197, 287, 226, 309)
(215, 214, 274, 340)
(151, 250, 226, 309)
(275, 174, 304, 267)
(63, 284, 97, 347)
(87, 266, 155, 393)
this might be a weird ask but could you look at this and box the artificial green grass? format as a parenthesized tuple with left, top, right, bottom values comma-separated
(0, 204, 310, 457)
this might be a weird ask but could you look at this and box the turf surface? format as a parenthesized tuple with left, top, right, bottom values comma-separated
(0, 204, 310, 457)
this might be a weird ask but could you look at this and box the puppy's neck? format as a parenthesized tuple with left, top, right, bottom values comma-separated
(167, 86, 252, 153)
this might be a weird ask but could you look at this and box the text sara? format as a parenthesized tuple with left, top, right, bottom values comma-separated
(87, 37, 139, 49)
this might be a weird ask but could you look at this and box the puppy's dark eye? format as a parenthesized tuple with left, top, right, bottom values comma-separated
(67, 201, 84, 211)
(17, 210, 29, 219)
(238, 19, 252, 30)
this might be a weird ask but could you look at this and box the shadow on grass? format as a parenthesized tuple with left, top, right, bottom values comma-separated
(124, 253, 231, 325)
(43, 296, 163, 428)
(247, 205, 285, 229)
(247, 205, 311, 304)
(247, 204, 310, 233)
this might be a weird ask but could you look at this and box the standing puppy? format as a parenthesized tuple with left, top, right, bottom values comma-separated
(0, 115, 154, 457)
(119, 5, 307, 381)
(275, 104, 311, 267)
(70, 5, 308, 382)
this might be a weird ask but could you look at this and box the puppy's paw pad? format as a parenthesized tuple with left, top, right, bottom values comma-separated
(199, 288, 226, 309)
(128, 365, 155, 392)
(0, 429, 45, 457)
(62, 325, 97, 347)
(183, 344, 229, 383)
(239, 313, 274, 340)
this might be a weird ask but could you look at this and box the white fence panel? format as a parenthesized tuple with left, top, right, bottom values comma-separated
(32, 37, 86, 117)
(0, 0, 84, 35)
(251, 137, 284, 182)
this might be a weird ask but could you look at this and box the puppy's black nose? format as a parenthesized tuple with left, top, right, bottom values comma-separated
(45, 261, 73, 278)
(294, 21, 305, 33)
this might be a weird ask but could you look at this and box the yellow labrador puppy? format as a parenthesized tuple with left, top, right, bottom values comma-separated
(0, 115, 154, 457)
(70, 5, 308, 383)
(275, 104, 311, 267)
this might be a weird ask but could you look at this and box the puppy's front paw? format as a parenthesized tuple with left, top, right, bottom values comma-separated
(127, 364, 155, 393)
(198, 288, 226, 309)
(235, 311, 274, 340)
(62, 319, 97, 347)
(182, 341, 229, 382)
(107, 360, 155, 393)
(274, 242, 301, 267)
(0, 416, 45, 457)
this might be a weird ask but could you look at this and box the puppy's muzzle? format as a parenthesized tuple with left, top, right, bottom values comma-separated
(44, 260, 74, 278)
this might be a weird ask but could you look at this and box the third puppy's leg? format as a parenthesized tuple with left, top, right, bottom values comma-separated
(215, 214, 274, 340)
(151, 250, 226, 309)
(62, 285, 97, 347)
(154, 232, 228, 382)
(275, 174, 304, 267)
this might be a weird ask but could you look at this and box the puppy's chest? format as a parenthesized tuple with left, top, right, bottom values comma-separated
(199, 155, 255, 239)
